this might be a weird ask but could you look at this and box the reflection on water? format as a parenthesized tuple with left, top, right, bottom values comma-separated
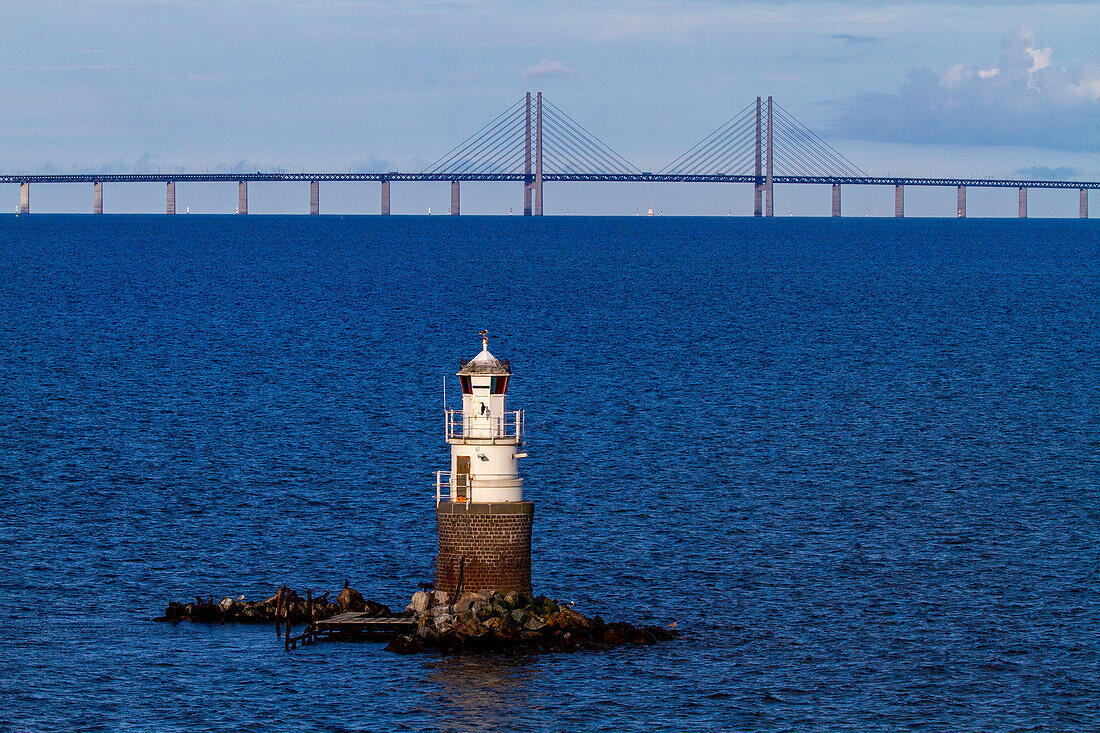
(424, 656, 542, 732)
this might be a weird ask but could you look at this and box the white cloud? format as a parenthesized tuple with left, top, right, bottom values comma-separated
(834, 28, 1100, 151)
(1026, 45, 1052, 74)
(522, 60, 576, 78)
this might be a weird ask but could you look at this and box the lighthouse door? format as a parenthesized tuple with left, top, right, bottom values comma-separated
(455, 455, 471, 502)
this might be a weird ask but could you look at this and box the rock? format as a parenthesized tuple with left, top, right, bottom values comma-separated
(510, 609, 527, 625)
(362, 600, 393, 616)
(453, 595, 476, 614)
(337, 583, 366, 612)
(523, 617, 546, 631)
(601, 623, 634, 645)
(543, 611, 571, 630)
(218, 597, 235, 612)
(432, 590, 449, 606)
(384, 636, 421, 655)
(411, 591, 432, 614)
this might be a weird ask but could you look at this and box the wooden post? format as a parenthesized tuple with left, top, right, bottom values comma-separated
(275, 587, 281, 636)
(284, 600, 291, 650)
(307, 589, 313, 644)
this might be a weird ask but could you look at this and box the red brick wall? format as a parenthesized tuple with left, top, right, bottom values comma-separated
(436, 502, 533, 595)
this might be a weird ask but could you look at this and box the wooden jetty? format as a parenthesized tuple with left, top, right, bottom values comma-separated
(285, 611, 416, 650)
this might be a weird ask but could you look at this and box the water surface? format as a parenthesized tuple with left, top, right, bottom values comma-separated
(1, 215, 1097, 731)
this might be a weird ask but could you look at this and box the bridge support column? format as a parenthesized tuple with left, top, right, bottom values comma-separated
(895, 184, 904, 218)
(310, 180, 319, 215)
(93, 182, 103, 214)
(381, 179, 390, 215)
(450, 180, 460, 215)
(535, 91, 543, 215)
(524, 92, 533, 215)
(765, 96, 773, 217)
(1018, 187, 1027, 218)
(956, 185, 966, 219)
(831, 184, 841, 217)
(1081, 188, 1088, 219)
(166, 181, 176, 214)
(754, 97, 763, 217)
(19, 182, 29, 214)
(238, 181, 248, 214)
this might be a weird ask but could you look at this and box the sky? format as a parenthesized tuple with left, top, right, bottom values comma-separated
(2, 0, 1098, 216)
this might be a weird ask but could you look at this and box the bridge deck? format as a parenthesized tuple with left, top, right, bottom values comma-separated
(1, 172, 1096, 189)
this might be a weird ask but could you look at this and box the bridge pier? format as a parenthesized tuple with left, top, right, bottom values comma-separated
(93, 182, 103, 214)
(167, 181, 175, 214)
(19, 182, 29, 214)
(754, 97, 763, 217)
(765, 96, 774, 217)
(524, 92, 533, 215)
(310, 180, 319, 215)
(450, 180, 460, 215)
(895, 184, 904, 218)
(1018, 187, 1027, 218)
(831, 184, 841, 217)
(1081, 188, 1088, 219)
(956, 185, 966, 218)
(381, 179, 390, 215)
(238, 181, 248, 214)
(535, 91, 544, 215)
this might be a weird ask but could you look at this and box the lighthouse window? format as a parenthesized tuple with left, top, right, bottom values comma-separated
(459, 376, 472, 394)
(491, 376, 509, 394)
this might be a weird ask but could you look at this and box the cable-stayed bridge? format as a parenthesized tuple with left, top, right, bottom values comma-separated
(3, 93, 1096, 217)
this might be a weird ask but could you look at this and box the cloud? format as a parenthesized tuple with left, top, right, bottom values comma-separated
(1011, 165, 1078, 180)
(833, 28, 1100, 152)
(522, 60, 576, 78)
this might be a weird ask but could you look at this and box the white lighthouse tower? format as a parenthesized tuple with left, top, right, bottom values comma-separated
(438, 331, 525, 504)
(434, 331, 533, 595)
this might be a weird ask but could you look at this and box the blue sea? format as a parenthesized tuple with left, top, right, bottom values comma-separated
(1, 215, 1097, 732)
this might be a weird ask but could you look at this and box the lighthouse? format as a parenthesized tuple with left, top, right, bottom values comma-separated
(434, 332, 533, 596)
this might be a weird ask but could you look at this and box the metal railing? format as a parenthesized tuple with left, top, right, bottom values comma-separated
(444, 409, 523, 441)
(435, 471, 470, 508)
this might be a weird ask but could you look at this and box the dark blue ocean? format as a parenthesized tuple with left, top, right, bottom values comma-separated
(1, 215, 1097, 732)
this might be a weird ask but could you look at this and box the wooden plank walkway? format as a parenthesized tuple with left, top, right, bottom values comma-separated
(286, 613, 417, 650)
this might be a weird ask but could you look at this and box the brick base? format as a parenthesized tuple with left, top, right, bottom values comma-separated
(436, 501, 533, 595)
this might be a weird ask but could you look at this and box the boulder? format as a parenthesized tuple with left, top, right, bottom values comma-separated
(337, 584, 366, 612)
(411, 591, 432, 614)
(362, 600, 393, 617)
(432, 590, 449, 606)
(384, 635, 421, 655)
